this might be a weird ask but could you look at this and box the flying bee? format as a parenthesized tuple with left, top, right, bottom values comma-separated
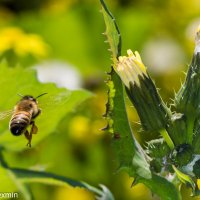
(0, 91, 70, 148)
(8, 93, 47, 147)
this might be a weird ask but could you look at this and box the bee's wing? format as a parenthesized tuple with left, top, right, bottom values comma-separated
(38, 91, 71, 110)
(0, 109, 13, 120)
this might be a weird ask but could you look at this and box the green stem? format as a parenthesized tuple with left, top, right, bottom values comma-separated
(160, 129, 174, 149)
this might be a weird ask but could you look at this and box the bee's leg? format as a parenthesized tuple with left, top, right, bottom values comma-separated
(25, 121, 38, 147)
(30, 121, 38, 135)
(24, 130, 32, 147)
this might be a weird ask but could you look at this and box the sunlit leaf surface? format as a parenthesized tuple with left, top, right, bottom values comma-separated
(0, 62, 91, 150)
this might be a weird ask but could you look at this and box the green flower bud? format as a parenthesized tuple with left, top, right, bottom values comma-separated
(115, 49, 171, 132)
(175, 27, 200, 146)
(168, 113, 187, 145)
(193, 28, 200, 151)
(150, 159, 162, 173)
(147, 138, 170, 173)
(175, 53, 200, 115)
(170, 144, 193, 167)
(147, 138, 170, 158)
(175, 27, 200, 112)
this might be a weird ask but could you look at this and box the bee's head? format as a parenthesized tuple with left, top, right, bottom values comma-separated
(21, 95, 36, 102)
(18, 93, 47, 102)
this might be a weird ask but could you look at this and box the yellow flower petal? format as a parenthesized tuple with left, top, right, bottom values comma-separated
(115, 49, 147, 88)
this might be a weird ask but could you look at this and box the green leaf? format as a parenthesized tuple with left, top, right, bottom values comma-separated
(0, 149, 114, 200)
(0, 163, 32, 200)
(172, 165, 196, 193)
(100, 0, 121, 60)
(0, 61, 91, 150)
(11, 168, 115, 200)
(138, 174, 181, 200)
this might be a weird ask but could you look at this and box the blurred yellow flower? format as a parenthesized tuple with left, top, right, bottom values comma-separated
(69, 115, 105, 143)
(69, 116, 90, 142)
(55, 186, 95, 200)
(0, 27, 49, 58)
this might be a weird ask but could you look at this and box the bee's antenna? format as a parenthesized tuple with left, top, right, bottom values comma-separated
(36, 93, 48, 99)
(17, 93, 24, 97)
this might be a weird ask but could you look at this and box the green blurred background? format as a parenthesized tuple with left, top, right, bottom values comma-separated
(0, 0, 200, 199)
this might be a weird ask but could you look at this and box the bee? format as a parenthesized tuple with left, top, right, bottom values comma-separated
(0, 91, 70, 148)
(9, 93, 47, 147)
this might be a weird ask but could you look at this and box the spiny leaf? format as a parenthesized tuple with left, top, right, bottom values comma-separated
(100, 0, 121, 60)
(138, 174, 181, 200)
(100, 0, 151, 179)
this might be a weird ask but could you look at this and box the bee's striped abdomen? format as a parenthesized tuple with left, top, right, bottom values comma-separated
(9, 111, 31, 136)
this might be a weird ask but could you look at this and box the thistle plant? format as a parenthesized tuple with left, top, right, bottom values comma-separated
(100, 0, 200, 199)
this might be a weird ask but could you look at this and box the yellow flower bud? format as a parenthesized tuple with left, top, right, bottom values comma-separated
(116, 49, 147, 88)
